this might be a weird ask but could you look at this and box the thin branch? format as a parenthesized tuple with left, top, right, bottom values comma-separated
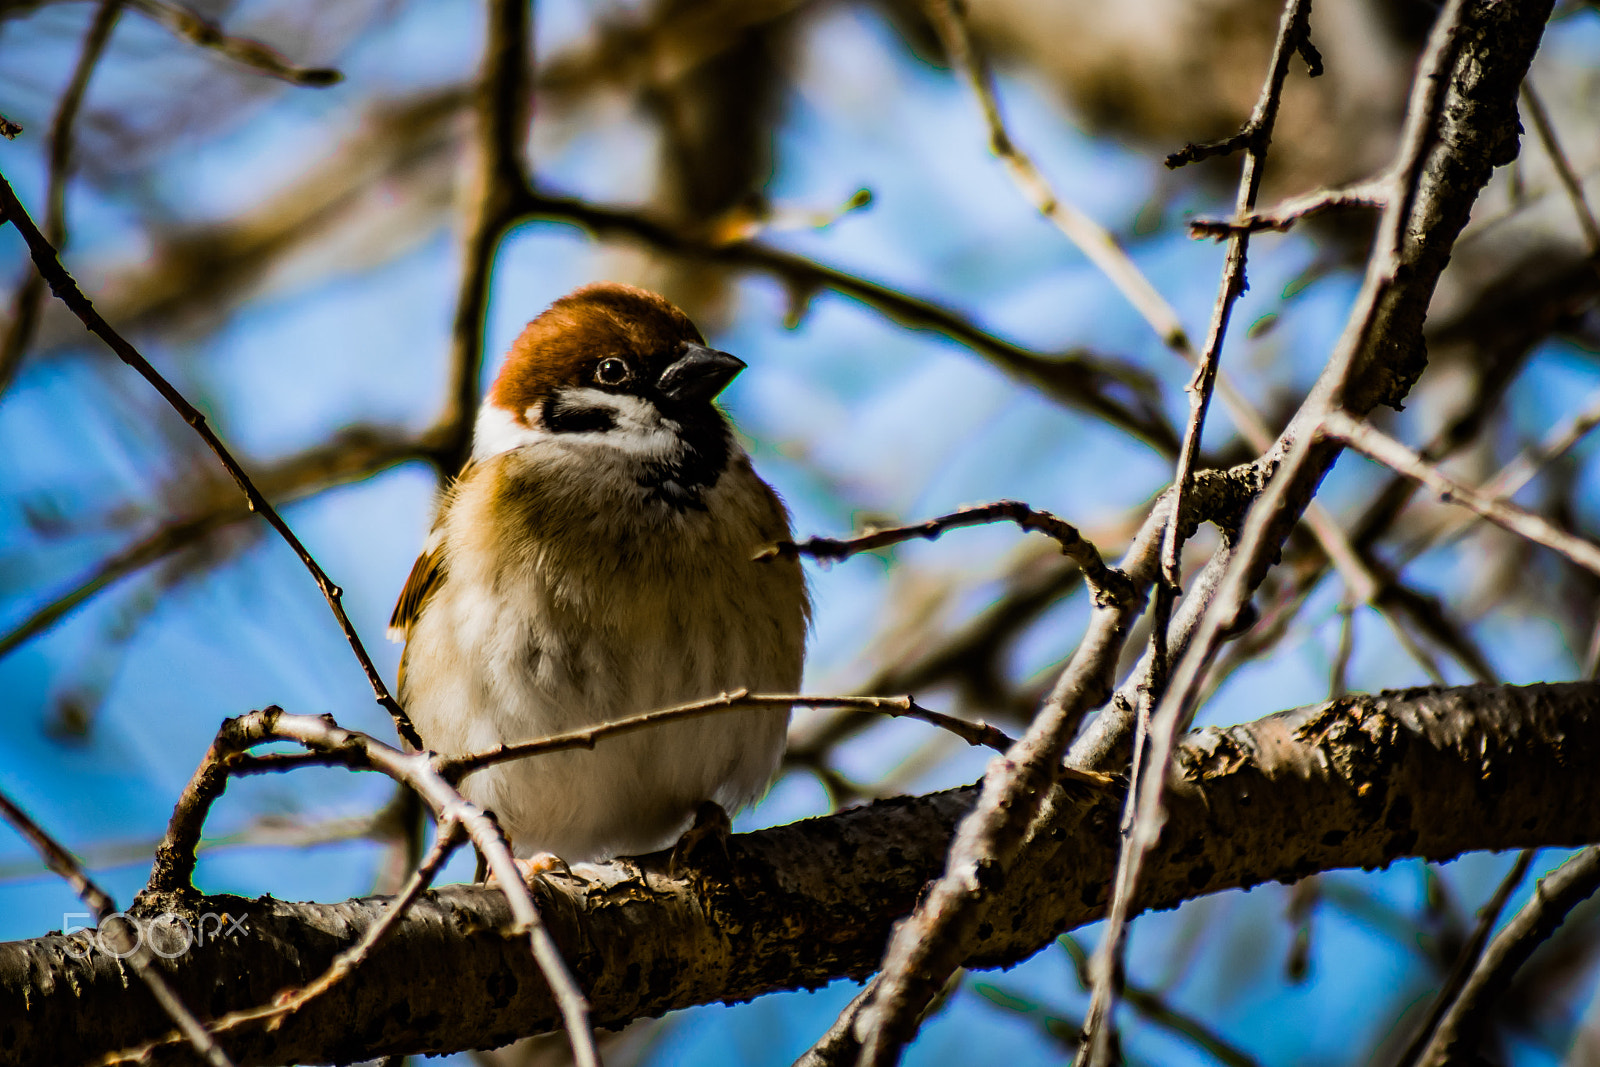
(1483, 386, 1600, 501)
(125, 0, 341, 86)
(1083, 2, 1554, 1065)
(760, 500, 1126, 600)
(0, 174, 422, 749)
(437, 0, 534, 469)
(136, 708, 602, 1067)
(1391, 384, 1600, 569)
(438, 690, 1052, 783)
(1163, 24, 1321, 170)
(0, 0, 121, 397)
(1521, 81, 1600, 254)
(1323, 411, 1600, 577)
(0, 789, 235, 1067)
(919, 0, 1304, 476)
(1395, 848, 1536, 1067)
(107, 820, 466, 1063)
(515, 188, 1178, 453)
(1415, 846, 1600, 1067)
(924, 0, 1191, 351)
(1058, 937, 1262, 1067)
(1187, 179, 1390, 239)
(0, 423, 438, 661)
(1084, 2, 1318, 1059)
(827, 508, 1166, 1067)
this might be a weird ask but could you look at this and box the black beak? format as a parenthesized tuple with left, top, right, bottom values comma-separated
(657, 343, 746, 404)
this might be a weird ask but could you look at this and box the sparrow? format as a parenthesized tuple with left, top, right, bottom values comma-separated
(388, 282, 809, 865)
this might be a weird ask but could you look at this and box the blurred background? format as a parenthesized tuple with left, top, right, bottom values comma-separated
(3, 0, 1600, 1063)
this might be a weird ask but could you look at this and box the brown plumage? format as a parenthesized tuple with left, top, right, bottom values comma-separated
(389, 282, 809, 863)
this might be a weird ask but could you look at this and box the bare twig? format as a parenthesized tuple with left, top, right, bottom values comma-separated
(1391, 385, 1600, 568)
(1482, 386, 1600, 501)
(1330, 601, 1355, 697)
(438, 690, 1058, 782)
(761, 500, 1125, 600)
(515, 189, 1177, 453)
(0, 174, 422, 749)
(1323, 411, 1600, 577)
(0, 424, 438, 661)
(1083, 3, 1318, 1059)
(1188, 179, 1389, 239)
(137, 708, 602, 1067)
(924, 0, 1191, 351)
(1414, 847, 1600, 1067)
(1521, 81, 1600, 253)
(1163, 24, 1321, 169)
(1057, 937, 1262, 1067)
(1395, 848, 1536, 1067)
(438, 0, 534, 469)
(0, 789, 235, 1067)
(0, 0, 122, 396)
(824, 508, 1164, 1067)
(126, 0, 341, 86)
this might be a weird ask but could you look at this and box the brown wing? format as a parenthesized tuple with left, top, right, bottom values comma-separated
(389, 461, 474, 643)
(387, 540, 446, 642)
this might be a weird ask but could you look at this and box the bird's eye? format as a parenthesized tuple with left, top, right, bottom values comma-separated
(595, 357, 632, 386)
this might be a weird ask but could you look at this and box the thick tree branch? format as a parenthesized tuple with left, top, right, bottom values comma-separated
(6, 680, 1598, 1065)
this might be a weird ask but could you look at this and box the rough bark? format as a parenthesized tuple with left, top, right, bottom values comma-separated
(3, 681, 1597, 1066)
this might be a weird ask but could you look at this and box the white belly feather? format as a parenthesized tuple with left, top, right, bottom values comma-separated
(399, 436, 807, 861)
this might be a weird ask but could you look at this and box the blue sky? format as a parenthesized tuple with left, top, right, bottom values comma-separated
(3, 1, 1600, 1063)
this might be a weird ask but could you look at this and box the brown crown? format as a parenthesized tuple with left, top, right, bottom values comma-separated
(488, 283, 706, 421)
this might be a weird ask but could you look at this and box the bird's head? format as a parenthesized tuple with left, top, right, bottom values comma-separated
(474, 283, 745, 463)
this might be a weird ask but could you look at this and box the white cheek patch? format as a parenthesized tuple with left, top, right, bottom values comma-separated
(471, 391, 687, 464)
(472, 403, 547, 462)
(543, 388, 684, 461)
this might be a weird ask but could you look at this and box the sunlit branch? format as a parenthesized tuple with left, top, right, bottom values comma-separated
(761, 500, 1125, 601)
(0, 788, 234, 1067)
(437, 690, 1061, 783)
(1323, 411, 1600, 577)
(137, 708, 601, 1067)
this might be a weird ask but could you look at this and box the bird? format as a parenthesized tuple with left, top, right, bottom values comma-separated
(388, 282, 809, 868)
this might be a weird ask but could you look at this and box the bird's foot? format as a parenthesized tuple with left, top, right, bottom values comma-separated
(670, 800, 733, 878)
(484, 851, 572, 887)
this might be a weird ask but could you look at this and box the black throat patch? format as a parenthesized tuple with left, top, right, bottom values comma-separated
(638, 411, 730, 512)
(543, 390, 731, 512)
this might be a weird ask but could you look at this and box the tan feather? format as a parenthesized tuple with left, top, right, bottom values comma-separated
(387, 542, 446, 643)
(388, 461, 477, 643)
